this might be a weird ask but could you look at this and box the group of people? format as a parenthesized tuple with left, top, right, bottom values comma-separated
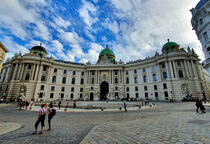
(17, 99, 33, 110)
(33, 102, 56, 134)
(195, 98, 206, 113)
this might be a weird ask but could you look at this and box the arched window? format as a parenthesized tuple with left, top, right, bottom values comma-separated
(25, 73, 30, 80)
(41, 74, 46, 81)
(126, 78, 129, 84)
(153, 74, 157, 81)
(52, 76, 56, 83)
(178, 70, 184, 78)
(80, 78, 84, 84)
(163, 72, 167, 80)
(62, 77, 66, 84)
(115, 78, 118, 84)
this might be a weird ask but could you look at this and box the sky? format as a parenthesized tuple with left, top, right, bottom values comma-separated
(0, 0, 204, 64)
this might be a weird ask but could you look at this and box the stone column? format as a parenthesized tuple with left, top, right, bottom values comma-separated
(187, 60, 192, 77)
(31, 64, 36, 80)
(190, 60, 195, 77)
(172, 61, 177, 78)
(169, 61, 174, 79)
(37, 64, 43, 81)
(191, 60, 198, 77)
(166, 61, 171, 79)
(34, 64, 39, 81)
(19, 64, 25, 80)
(47, 66, 52, 82)
(157, 63, 161, 81)
(0, 68, 5, 82)
(184, 60, 189, 78)
(181, 61, 186, 78)
(12, 64, 18, 80)
(16, 64, 22, 80)
(98, 70, 100, 84)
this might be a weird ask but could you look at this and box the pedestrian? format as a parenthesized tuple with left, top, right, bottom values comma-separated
(58, 101, 62, 110)
(73, 100, 76, 108)
(45, 102, 49, 111)
(48, 103, 56, 130)
(195, 98, 201, 113)
(25, 100, 29, 109)
(123, 100, 127, 112)
(29, 99, 34, 110)
(33, 104, 47, 134)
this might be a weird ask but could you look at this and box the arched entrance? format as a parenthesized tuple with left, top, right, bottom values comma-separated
(100, 81, 109, 101)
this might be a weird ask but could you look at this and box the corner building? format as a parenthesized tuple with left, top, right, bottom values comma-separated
(0, 41, 209, 102)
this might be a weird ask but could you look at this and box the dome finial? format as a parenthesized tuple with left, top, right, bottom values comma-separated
(40, 43, 42, 46)
(106, 44, 108, 48)
(167, 39, 170, 42)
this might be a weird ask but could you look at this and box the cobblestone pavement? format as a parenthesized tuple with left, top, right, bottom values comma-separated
(81, 103, 210, 144)
(0, 102, 209, 144)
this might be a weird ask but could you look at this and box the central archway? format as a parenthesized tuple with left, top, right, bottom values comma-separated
(100, 81, 109, 101)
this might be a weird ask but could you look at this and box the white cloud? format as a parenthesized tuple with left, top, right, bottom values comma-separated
(78, 0, 98, 28)
(109, 0, 204, 61)
(51, 16, 71, 29)
(58, 30, 83, 44)
(102, 18, 119, 34)
(0, 0, 51, 41)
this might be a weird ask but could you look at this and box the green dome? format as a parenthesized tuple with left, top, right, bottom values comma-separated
(99, 45, 115, 57)
(162, 41, 178, 49)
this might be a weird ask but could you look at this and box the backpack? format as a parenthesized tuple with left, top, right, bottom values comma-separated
(51, 108, 56, 116)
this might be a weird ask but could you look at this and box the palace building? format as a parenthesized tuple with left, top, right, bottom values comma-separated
(0, 40, 210, 102)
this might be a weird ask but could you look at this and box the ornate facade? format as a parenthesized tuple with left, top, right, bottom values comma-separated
(0, 41, 209, 102)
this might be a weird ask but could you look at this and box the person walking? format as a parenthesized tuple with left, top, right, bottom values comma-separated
(29, 99, 34, 110)
(33, 104, 47, 134)
(58, 101, 62, 110)
(48, 103, 56, 130)
(195, 98, 201, 113)
(123, 100, 127, 112)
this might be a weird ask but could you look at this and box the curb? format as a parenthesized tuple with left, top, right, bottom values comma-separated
(0, 122, 22, 136)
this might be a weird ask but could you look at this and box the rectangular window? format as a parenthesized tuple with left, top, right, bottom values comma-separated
(70, 94, 74, 99)
(126, 78, 129, 84)
(72, 78, 75, 84)
(92, 71, 95, 75)
(203, 32, 208, 41)
(61, 87, 65, 92)
(126, 71, 129, 75)
(161, 63, 166, 69)
(143, 75, 147, 83)
(144, 86, 147, 91)
(115, 78, 118, 84)
(114, 71, 118, 75)
(154, 85, 157, 90)
(152, 66, 156, 71)
(163, 83, 167, 89)
(115, 86, 118, 90)
(153, 74, 157, 81)
(80, 88, 83, 92)
(40, 85, 44, 90)
(134, 69, 137, 74)
(134, 77, 138, 83)
(80, 78, 84, 84)
(60, 93, 64, 99)
(80, 94, 83, 98)
(43, 66, 47, 71)
(73, 71, 76, 75)
(54, 68, 57, 73)
(143, 68, 146, 72)
(39, 92, 43, 98)
(81, 71, 84, 76)
(51, 86, 55, 91)
(126, 87, 129, 91)
(145, 92, 148, 98)
(135, 86, 138, 91)
(136, 93, 139, 98)
(155, 92, 158, 100)
(92, 78, 94, 84)
(177, 61, 181, 66)
(50, 93, 54, 98)
(63, 70, 67, 74)
(71, 87, 74, 92)
(28, 65, 32, 69)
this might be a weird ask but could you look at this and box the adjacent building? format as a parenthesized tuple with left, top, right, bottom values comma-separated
(0, 42, 8, 72)
(191, 0, 210, 73)
(0, 40, 209, 102)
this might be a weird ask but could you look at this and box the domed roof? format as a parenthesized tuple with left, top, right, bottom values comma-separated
(162, 40, 178, 49)
(99, 45, 115, 57)
(195, 0, 208, 10)
(31, 43, 47, 53)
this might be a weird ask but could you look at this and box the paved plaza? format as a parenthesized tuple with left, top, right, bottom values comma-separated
(0, 102, 209, 144)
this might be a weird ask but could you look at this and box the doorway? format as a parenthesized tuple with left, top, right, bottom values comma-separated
(90, 93, 94, 101)
(100, 81, 109, 101)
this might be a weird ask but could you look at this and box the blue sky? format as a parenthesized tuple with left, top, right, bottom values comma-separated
(0, 0, 203, 64)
